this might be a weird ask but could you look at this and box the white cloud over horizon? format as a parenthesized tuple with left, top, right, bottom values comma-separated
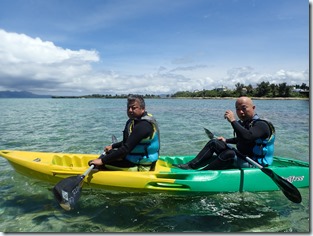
(0, 0, 309, 96)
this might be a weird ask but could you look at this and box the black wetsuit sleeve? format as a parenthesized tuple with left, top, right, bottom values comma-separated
(230, 120, 271, 156)
(225, 137, 237, 144)
(101, 120, 153, 163)
(231, 120, 270, 140)
(112, 141, 122, 149)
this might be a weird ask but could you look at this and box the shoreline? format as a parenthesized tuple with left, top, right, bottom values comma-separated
(172, 96, 309, 100)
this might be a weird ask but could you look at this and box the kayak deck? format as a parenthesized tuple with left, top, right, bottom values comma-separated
(0, 150, 309, 193)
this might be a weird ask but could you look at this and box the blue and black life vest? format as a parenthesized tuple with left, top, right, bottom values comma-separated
(125, 113, 160, 165)
(250, 115, 275, 166)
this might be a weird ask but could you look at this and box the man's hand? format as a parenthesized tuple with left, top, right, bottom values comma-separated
(224, 110, 236, 123)
(104, 145, 113, 153)
(88, 158, 103, 166)
(217, 136, 226, 142)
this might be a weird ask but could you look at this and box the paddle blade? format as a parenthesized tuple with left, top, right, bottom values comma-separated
(204, 128, 214, 139)
(112, 135, 118, 143)
(52, 175, 84, 211)
(261, 168, 302, 203)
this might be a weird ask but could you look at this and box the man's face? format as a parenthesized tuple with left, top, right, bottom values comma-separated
(235, 99, 255, 122)
(127, 99, 145, 119)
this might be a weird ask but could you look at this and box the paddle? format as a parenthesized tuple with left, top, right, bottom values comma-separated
(203, 128, 302, 204)
(52, 135, 118, 210)
(52, 164, 95, 211)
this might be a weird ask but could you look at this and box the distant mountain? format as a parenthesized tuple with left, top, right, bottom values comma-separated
(0, 90, 51, 98)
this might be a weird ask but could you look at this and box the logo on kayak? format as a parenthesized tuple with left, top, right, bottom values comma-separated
(284, 176, 304, 183)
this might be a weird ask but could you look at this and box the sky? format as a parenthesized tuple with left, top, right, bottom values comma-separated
(0, 0, 310, 96)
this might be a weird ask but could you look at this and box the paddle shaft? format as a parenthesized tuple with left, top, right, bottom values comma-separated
(82, 164, 95, 177)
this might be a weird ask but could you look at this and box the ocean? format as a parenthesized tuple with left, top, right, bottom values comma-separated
(0, 98, 310, 232)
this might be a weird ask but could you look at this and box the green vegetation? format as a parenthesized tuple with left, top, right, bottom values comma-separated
(52, 94, 161, 99)
(51, 82, 309, 99)
(172, 82, 309, 98)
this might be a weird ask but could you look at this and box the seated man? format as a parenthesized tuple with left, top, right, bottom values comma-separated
(89, 94, 160, 171)
(174, 96, 275, 170)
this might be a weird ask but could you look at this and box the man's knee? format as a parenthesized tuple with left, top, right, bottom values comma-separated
(219, 149, 236, 161)
(208, 139, 228, 152)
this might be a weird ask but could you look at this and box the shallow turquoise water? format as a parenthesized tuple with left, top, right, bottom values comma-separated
(0, 98, 310, 232)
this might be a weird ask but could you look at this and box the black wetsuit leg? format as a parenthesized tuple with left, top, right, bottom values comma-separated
(202, 149, 236, 170)
(188, 139, 230, 169)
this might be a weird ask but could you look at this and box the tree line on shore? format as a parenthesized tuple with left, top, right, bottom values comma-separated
(52, 94, 162, 99)
(172, 82, 309, 98)
(51, 81, 309, 99)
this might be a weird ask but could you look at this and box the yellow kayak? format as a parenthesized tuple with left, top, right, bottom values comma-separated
(0, 149, 309, 193)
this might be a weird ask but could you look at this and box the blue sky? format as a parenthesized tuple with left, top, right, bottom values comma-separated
(0, 0, 310, 96)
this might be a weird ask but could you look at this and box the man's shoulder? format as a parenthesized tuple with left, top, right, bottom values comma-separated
(253, 119, 275, 134)
(135, 119, 154, 128)
(253, 118, 274, 126)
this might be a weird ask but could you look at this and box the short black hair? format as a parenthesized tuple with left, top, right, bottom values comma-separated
(127, 94, 145, 109)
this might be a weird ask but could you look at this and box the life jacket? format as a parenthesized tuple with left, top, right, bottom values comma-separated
(249, 115, 276, 166)
(124, 113, 160, 165)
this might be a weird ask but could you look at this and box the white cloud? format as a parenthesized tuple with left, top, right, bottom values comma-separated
(223, 66, 309, 89)
(0, 29, 99, 94)
(0, 30, 98, 64)
(0, 29, 309, 96)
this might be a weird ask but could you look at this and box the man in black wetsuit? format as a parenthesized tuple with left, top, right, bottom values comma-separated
(89, 94, 160, 171)
(173, 96, 275, 170)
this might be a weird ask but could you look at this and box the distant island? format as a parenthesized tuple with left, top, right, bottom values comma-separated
(51, 94, 163, 99)
(0, 90, 51, 98)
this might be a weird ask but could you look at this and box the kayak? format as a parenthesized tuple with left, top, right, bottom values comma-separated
(0, 150, 309, 193)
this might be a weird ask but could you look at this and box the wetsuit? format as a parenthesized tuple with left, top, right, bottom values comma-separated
(100, 112, 159, 170)
(228, 115, 271, 155)
(187, 114, 273, 170)
(226, 114, 273, 167)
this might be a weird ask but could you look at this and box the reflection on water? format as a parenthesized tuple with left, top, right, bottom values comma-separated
(0, 172, 309, 232)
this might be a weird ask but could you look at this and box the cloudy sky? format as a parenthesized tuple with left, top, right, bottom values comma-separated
(0, 0, 310, 96)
